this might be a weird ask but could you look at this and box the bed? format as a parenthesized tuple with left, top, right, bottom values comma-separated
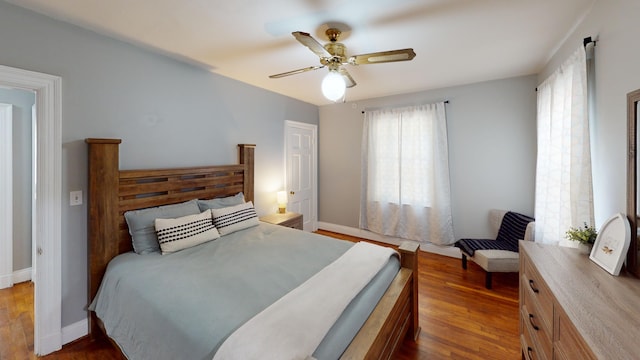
(85, 138, 420, 359)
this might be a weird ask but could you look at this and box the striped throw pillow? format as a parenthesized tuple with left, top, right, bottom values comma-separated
(155, 209, 220, 254)
(211, 201, 259, 235)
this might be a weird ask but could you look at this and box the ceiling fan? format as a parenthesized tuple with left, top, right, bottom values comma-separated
(269, 28, 416, 101)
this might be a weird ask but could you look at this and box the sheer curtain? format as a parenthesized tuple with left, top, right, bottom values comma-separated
(535, 45, 594, 246)
(360, 102, 455, 245)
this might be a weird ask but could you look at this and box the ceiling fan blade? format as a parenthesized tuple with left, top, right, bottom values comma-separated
(292, 31, 332, 59)
(339, 67, 357, 88)
(269, 65, 324, 79)
(349, 48, 416, 65)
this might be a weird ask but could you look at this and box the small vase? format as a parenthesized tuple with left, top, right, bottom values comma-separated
(578, 243, 593, 255)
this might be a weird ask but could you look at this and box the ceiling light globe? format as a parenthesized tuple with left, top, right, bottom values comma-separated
(321, 71, 346, 102)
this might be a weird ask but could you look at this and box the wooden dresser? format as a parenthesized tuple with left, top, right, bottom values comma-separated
(519, 241, 640, 360)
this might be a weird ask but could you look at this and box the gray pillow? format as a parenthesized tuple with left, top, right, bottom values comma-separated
(197, 192, 245, 211)
(124, 199, 201, 254)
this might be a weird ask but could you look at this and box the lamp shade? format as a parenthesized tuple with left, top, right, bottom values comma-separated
(321, 71, 346, 102)
(277, 191, 288, 205)
(277, 191, 288, 213)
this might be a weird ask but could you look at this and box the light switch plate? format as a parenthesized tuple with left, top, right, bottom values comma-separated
(70, 190, 82, 206)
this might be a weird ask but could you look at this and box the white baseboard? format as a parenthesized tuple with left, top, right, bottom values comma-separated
(36, 330, 62, 356)
(13, 267, 32, 283)
(62, 318, 88, 345)
(317, 221, 461, 259)
(0, 267, 33, 289)
(0, 273, 11, 289)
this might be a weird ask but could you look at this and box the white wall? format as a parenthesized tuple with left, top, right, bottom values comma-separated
(539, 0, 640, 226)
(319, 75, 537, 241)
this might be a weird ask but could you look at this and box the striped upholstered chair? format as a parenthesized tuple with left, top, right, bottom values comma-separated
(454, 209, 535, 289)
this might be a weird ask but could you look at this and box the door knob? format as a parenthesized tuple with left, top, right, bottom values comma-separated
(290, 191, 295, 195)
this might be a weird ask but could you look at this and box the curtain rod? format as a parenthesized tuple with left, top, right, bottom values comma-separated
(583, 36, 596, 47)
(361, 100, 449, 114)
(535, 36, 596, 92)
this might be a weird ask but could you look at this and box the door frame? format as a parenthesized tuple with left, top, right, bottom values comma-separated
(0, 64, 62, 355)
(284, 120, 318, 231)
(0, 103, 13, 289)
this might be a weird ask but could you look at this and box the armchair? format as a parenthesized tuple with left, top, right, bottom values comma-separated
(454, 209, 535, 289)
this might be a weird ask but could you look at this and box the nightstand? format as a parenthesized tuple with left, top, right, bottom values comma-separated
(259, 212, 303, 230)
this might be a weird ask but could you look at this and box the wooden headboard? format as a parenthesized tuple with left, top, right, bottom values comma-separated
(85, 138, 255, 336)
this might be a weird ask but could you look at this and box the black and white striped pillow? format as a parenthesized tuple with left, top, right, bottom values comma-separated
(211, 201, 259, 235)
(155, 209, 220, 254)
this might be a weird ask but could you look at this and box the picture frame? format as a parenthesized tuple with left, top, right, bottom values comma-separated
(589, 213, 631, 276)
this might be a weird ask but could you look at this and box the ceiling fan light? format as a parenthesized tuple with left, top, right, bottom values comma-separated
(321, 71, 346, 102)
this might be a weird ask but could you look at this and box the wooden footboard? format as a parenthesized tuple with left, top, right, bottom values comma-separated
(341, 241, 420, 359)
(86, 138, 419, 359)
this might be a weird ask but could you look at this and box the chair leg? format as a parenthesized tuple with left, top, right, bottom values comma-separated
(485, 272, 492, 289)
(461, 254, 467, 269)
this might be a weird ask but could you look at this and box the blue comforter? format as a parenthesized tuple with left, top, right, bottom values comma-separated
(89, 222, 399, 360)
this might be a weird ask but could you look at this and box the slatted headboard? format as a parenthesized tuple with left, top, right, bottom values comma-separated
(85, 138, 255, 336)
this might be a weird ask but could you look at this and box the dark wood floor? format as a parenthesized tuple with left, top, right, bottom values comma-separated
(0, 231, 520, 359)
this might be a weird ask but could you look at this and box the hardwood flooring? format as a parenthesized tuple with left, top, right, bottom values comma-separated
(0, 231, 519, 359)
(0, 280, 34, 359)
(317, 230, 520, 360)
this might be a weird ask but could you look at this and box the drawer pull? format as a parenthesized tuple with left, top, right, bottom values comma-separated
(528, 313, 540, 331)
(527, 346, 534, 360)
(528, 279, 539, 293)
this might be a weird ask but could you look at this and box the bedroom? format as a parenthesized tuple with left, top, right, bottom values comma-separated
(1, 0, 639, 358)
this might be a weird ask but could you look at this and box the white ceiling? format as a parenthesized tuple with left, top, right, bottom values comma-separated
(6, 0, 594, 105)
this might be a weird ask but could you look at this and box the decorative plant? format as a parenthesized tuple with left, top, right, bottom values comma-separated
(565, 222, 598, 245)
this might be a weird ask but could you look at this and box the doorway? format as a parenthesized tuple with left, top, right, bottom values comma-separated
(0, 90, 35, 289)
(284, 120, 318, 231)
(0, 64, 62, 355)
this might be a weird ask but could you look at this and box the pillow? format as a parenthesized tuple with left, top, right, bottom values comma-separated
(197, 192, 245, 211)
(124, 199, 201, 254)
(211, 201, 259, 235)
(155, 209, 220, 254)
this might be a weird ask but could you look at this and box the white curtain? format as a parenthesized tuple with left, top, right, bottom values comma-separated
(535, 46, 594, 246)
(360, 102, 455, 245)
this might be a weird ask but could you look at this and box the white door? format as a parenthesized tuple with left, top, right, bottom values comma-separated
(285, 121, 317, 231)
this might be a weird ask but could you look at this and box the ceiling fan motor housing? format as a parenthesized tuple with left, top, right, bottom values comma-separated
(322, 42, 347, 68)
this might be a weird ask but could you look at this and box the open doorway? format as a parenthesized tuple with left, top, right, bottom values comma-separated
(0, 89, 36, 289)
(0, 64, 62, 356)
(0, 89, 36, 357)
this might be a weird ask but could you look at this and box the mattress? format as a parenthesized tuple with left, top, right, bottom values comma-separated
(89, 222, 400, 360)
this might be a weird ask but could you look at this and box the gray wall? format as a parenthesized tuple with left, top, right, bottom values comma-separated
(539, 0, 640, 227)
(0, 87, 35, 271)
(319, 75, 538, 240)
(0, 2, 318, 327)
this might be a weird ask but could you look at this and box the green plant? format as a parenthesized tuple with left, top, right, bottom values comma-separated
(565, 222, 598, 245)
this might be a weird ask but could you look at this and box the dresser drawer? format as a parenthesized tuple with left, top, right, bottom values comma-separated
(521, 275, 553, 339)
(279, 216, 303, 229)
(520, 305, 551, 360)
(520, 316, 549, 360)
(521, 259, 553, 333)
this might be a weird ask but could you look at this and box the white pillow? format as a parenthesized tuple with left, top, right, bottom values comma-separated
(155, 209, 220, 254)
(211, 201, 259, 235)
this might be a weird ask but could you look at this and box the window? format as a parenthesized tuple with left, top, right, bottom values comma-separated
(360, 102, 454, 245)
(535, 44, 594, 246)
